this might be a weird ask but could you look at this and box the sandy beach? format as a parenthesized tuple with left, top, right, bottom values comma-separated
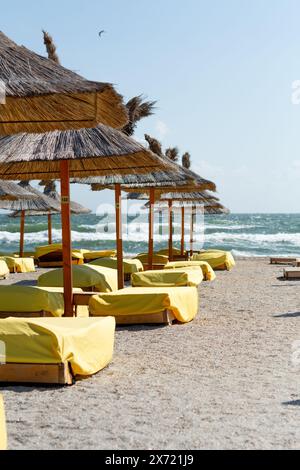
(0, 257, 298, 450)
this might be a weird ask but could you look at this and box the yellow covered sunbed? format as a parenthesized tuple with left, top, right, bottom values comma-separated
(0, 317, 115, 384)
(35, 243, 84, 267)
(38, 264, 118, 293)
(83, 250, 117, 262)
(0, 395, 7, 450)
(156, 247, 182, 256)
(0, 260, 9, 279)
(131, 267, 203, 287)
(191, 250, 235, 271)
(89, 286, 198, 324)
(164, 260, 216, 281)
(0, 256, 35, 273)
(90, 257, 143, 274)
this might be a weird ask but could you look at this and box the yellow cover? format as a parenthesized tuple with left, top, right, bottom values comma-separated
(0, 317, 115, 376)
(191, 250, 235, 271)
(89, 286, 198, 323)
(0, 260, 9, 278)
(164, 260, 216, 281)
(0, 256, 35, 273)
(38, 264, 118, 292)
(83, 250, 117, 261)
(35, 244, 84, 261)
(90, 257, 144, 274)
(0, 395, 6, 450)
(131, 268, 203, 287)
(135, 253, 169, 266)
(156, 247, 183, 256)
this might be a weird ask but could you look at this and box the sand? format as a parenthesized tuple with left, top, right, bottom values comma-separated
(1, 258, 300, 450)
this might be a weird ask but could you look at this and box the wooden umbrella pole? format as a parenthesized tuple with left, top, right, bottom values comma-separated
(19, 210, 25, 257)
(60, 160, 73, 317)
(48, 213, 52, 245)
(190, 205, 195, 256)
(181, 206, 185, 256)
(148, 188, 155, 270)
(168, 200, 173, 261)
(115, 184, 124, 289)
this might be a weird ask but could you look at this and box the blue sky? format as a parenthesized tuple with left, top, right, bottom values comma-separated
(2, 0, 300, 212)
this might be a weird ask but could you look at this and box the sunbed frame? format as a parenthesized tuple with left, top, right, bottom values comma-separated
(73, 292, 175, 325)
(0, 362, 74, 385)
(283, 268, 300, 280)
(270, 257, 298, 265)
(38, 260, 82, 268)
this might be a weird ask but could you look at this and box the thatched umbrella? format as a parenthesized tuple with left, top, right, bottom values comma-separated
(0, 125, 176, 315)
(0, 31, 128, 134)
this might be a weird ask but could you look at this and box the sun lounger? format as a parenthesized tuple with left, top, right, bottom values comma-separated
(0, 317, 115, 385)
(0, 256, 35, 273)
(89, 257, 144, 281)
(191, 250, 235, 271)
(131, 267, 203, 287)
(0, 260, 9, 280)
(134, 253, 169, 270)
(82, 250, 117, 262)
(164, 260, 216, 281)
(38, 264, 118, 293)
(0, 286, 89, 318)
(0, 395, 6, 450)
(35, 243, 84, 268)
(156, 247, 189, 261)
(87, 286, 198, 325)
(270, 257, 299, 265)
(282, 268, 300, 279)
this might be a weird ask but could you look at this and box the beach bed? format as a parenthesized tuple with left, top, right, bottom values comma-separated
(270, 257, 299, 265)
(38, 264, 118, 293)
(0, 256, 35, 273)
(84, 286, 198, 325)
(0, 395, 6, 450)
(0, 285, 89, 318)
(191, 250, 235, 271)
(82, 250, 117, 262)
(134, 253, 169, 271)
(0, 260, 9, 280)
(89, 257, 143, 281)
(35, 244, 84, 268)
(0, 317, 115, 385)
(131, 267, 203, 287)
(282, 268, 300, 280)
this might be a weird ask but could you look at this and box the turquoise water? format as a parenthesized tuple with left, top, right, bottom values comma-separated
(1, 212, 300, 257)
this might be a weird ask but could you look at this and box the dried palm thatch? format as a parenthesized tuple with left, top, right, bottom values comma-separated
(182, 152, 191, 169)
(0, 124, 176, 180)
(144, 134, 163, 157)
(0, 31, 128, 134)
(0, 180, 38, 201)
(43, 30, 60, 64)
(122, 95, 156, 136)
(39, 180, 91, 214)
(165, 147, 179, 162)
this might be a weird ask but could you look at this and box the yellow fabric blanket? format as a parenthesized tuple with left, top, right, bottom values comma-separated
(134, 253, 169, 266)
(0, 317, 115, 376)
(35, 244, 84, 262)
(90, 257, 144, 274)
(38, 264, 118, 292)
(191, 250, 235, 271)
(0, 256, 35, 273)
(131, 268, 203, 287)
(164, 260, 216, 281)
(156, 247, 183, 256)
(0, 395, 6, 450)
(89, 286, 198, 323)
(0, 260, 9, 278)
(83, 250, 117, 261)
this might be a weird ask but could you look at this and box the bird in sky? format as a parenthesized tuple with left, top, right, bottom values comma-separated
(99, 30, 106, 37)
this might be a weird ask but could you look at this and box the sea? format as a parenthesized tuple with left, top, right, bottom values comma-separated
(0, 212, 300, 257)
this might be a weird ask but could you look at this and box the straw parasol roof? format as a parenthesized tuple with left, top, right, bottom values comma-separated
(134, 190, 220, 204)
(0, 124, 175, 180)
(0, 32, 128, 134)
(0, 180, 38, 201)
(0, 181, 60, 211)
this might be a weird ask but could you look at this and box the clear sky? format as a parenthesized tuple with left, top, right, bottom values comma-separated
(2, 0, 300, 213)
